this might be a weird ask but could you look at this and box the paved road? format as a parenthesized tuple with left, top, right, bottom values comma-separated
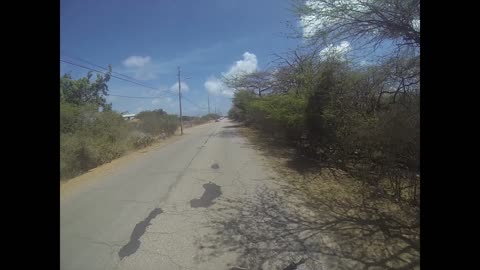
(61, 119, 277, 270)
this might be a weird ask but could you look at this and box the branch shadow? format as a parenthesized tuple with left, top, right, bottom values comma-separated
(223, 124, 245, 128)
(235, 125, 326, 177)
(216, 129, 243, 139)
(195, 180, 419, 270)
(237, 128, 299, 163)
(285, 155, 323, 175)
(238, 124, 419, 207)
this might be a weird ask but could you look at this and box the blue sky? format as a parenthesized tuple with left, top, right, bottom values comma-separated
(60, 0, 301, 116)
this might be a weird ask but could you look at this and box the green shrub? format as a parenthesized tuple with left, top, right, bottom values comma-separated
(60, 102, 131, 180)
(228, 55, 419, 204)
(128, 132, 155, 149)
(135, 110, 179, 136)
(247, 94, 306, 141)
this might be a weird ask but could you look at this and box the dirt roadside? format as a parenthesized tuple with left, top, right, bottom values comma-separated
(232, 125, 420, 270)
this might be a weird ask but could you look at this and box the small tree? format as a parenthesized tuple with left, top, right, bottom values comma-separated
(60, 66, 113, 111)
(224, 71, 274, 97)
(230, 90, 258, 122)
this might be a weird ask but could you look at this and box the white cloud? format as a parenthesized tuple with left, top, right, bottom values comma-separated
(117, 42, 248, 82)
(204, 76, 234, 97)
(300, 0, 368, 39)
(412, 19, 420, 32)
(223, 52, 258, 78)
(120, 55, 157, 80)
(301, 0, 419, 42)
(319, 41, 351, 60)
(300, 0, 337, 38)
(300, 4, 324, 38)
(204, 52, 258, 97)
(170, 81, 190, 92)
(123, 56, 151, 68)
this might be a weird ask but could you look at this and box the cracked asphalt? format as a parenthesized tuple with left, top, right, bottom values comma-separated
(60, 119, 278, 270)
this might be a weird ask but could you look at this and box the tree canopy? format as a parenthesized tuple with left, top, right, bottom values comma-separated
(60, 65, 113, 111)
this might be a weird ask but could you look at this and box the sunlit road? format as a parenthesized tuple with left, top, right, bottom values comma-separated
(60, 119, 277, 270)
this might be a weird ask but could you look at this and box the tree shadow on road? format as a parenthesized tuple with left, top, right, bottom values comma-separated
(236, 126, 329, 178)
(216, 129, 243, 139)
(195, 176, 419, 270)
(223, 124, 245, 129)
(238, 127, 297, 162)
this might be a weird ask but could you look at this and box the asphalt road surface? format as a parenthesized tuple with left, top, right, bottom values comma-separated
(60, 119, 279, 270)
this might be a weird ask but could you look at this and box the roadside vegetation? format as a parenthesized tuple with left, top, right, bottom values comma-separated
(228, 0, 419, 207)
(182, 113, 221, 128)
(60, 69, 218, 180)
(218, 1, 420, 268)
(202, 126, 419, 269)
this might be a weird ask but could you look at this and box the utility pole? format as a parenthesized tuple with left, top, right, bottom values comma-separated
(208, 93, 210, 114)
(177, 66, 183, 135)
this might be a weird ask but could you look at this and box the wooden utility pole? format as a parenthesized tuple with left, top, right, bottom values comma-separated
(177, 66, 183, 135)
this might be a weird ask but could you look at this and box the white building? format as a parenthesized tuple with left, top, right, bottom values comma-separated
(122, 114, 136, 120)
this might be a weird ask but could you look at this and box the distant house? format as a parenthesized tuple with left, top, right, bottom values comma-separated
(122, 114, 136, 121)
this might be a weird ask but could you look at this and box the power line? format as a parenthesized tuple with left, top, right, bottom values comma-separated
(60, 59, 169, 93)
(62, 54, 157, 88)
(108, 93, 176, 99)
(182, 96, 207, 110)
